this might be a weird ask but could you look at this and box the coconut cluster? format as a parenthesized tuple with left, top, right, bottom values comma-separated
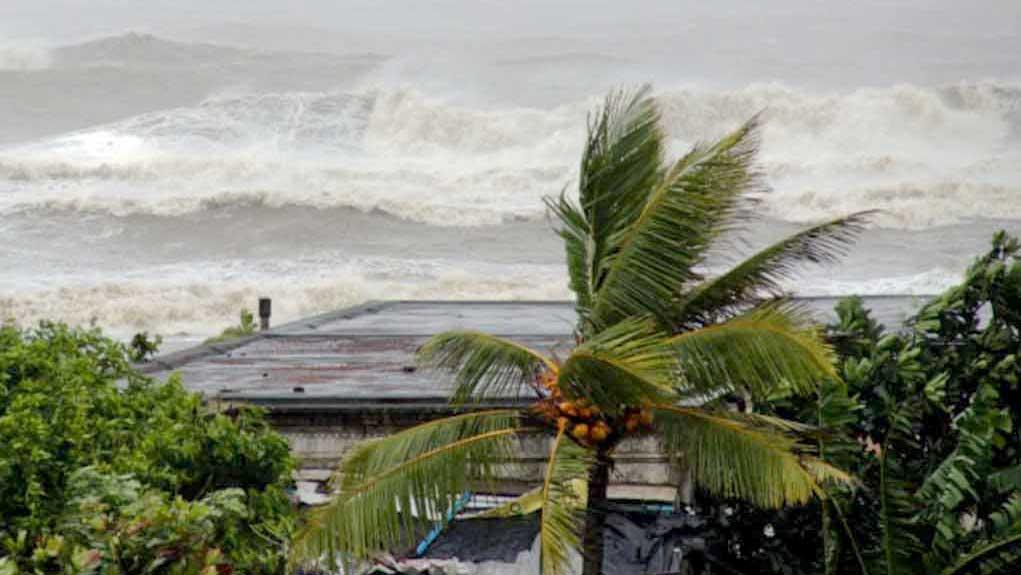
(533, 371, 654, 446)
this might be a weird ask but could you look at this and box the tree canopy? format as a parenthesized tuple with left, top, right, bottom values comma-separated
(293, 86, 866, 575)
(0, 322, 297, 575)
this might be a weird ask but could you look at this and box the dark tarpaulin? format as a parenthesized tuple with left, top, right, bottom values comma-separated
(424, 515, 540, 563)
(416, 509, 717, 574)
(601, 510, 708, 575)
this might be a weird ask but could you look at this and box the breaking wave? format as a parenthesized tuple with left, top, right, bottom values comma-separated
(1, 81, 1019, 228)
(0, 260, 959, 342)
(0, 258, 572, 339)
(0, 42, 52, 70)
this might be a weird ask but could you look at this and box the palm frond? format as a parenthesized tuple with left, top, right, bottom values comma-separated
(823, 488, 872, 575)
(557, 317, 678, 414)
(989, 464, 1021, 493)
(546, 191, 596, 318)
(875, 394, 927, 575)
(990, 494, 1021, 534)
(418, 331, 555, 404)
(942, 534, 1021, 575)
(943, 511, 1021, 575)
(918, 382, 1010, 562)
(656, 405, 851, 508)
(539, 428, 594, 575)
(548, 86, 663, 325)
(291, 410, 528, 566)
(815, 380, 870, 575)
(677, 212, 874, 325)
(469, 485, 544, 518)
(587, 117, 762, 331)
(467, 479, 588, 521)
(670, 303, 837, 398)
(957, 492, 1021, 574)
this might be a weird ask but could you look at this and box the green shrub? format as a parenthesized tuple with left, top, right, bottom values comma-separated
(204, 310, 257, 345)
(692, 232, 1021, 575)
(0, 322, 296, 574)
(1, 468, 247, 575)
(128, 332, 162, 363)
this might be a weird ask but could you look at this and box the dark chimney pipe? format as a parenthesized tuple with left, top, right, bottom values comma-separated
(258, 297, 271, 331)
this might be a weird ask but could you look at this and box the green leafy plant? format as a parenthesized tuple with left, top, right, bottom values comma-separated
(1, 468, 247, 575)
(204, 309, 257, 345)
(823, 294, 1021, 575)
(128, 331, 162, 363)
(0, 322, 296, 574)
(292, 86, 868, 575)
(698, 253, 1021, 575)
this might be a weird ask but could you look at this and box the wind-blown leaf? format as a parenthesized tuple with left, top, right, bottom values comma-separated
(989, 494, 1021, 535)
(670, 303, 837, 397)
(657, 405, 851, 508)
(577, 86, 663, 224)
(918, 383, 1010, 562)
(548, 86, 664, 327)
(814, 379, 871, 575)
(469, 486, 544, 519)
(989, 464, 1021, 493)
(557, 317, 677, 414)
(467, 480, 587, 520)
(931, 402, 1021, 575)
(539, 429, 594, 575)
(418, 331, 554, 404)
(587, 117, 762, 331)
(677, 212, 874, 325)
(546, 192, 596, 318)
(292, 410, 528, 566)
(942, 533, 1021, 575)
(875, 394, 927, 575)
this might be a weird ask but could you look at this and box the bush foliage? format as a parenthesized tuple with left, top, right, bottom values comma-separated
(0, 322, 296, 575)
(696, 231, 1021, 574)
(204, 310, 258, 345)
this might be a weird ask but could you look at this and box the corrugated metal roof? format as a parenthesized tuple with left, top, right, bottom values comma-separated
(143, 297, 927, 405)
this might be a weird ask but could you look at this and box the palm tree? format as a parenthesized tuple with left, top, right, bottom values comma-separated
(292, 86, 869, 575)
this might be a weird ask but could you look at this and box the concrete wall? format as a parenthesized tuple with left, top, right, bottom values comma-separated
(267, 407, 684, 502)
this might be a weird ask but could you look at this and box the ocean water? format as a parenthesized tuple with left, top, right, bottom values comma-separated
(1, 0, 1020, 347)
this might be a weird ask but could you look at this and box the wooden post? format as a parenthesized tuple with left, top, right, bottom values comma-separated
(258, 297, 271, 331)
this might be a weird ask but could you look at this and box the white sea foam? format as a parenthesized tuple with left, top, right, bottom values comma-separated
(785, 268, 962, 298)
(0, 41, 52, 70)
(0, 257, 572, 338)
(1, 82, 1018, 228)
(0, 89, 578, 225)
(0, 263, 962, 341)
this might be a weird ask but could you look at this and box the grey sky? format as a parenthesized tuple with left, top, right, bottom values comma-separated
(3, 0, 1019, 43)
(3, 0, 1018, 92)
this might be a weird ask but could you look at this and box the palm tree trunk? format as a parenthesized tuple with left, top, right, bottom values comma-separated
(582, 450, 611, 575)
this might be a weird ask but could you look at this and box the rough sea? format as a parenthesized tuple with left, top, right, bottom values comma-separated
(1, 0, 1019, 349)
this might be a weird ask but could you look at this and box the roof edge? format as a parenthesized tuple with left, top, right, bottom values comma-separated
(136, 299, 392, 374)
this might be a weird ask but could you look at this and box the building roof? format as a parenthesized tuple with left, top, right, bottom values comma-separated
(142, 297, 927, 407)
